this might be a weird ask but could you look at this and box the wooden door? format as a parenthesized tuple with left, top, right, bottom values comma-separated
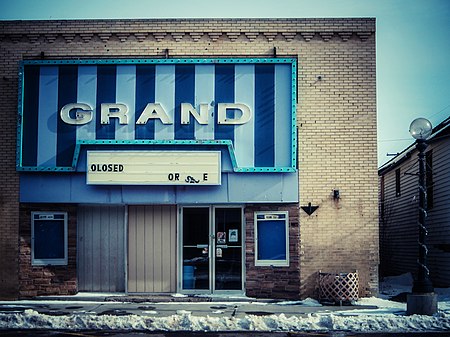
(78, 205, 126, 292)
(128, 205, 177, 293)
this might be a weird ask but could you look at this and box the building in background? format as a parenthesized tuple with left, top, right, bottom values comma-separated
(0, 18, 378, 300)
(379, 116, 450, 287)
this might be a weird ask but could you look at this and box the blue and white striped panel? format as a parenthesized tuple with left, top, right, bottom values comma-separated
(116, 65, 136, 140)
(274, 64, 292, 167)
(20, 62, 294, 170)
(155, 65, 175, 140)
(194, 65, 215, 140)
(234, 65, 255, 167)
(37, 66, 58, 167)
(77, 66, 97, 141)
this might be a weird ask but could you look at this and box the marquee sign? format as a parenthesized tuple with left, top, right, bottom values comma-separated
(17, 58, 297, 173)
(87, 151, 221, 185)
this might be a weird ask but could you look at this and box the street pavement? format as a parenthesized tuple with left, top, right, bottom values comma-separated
(0, 295, 375, 318)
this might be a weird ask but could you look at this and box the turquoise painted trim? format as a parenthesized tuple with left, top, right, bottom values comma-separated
(16, 63, 25, 169)
(21, 58, 296, 66)
(291, 60, 298, 169)
(16, 140, 295, 173)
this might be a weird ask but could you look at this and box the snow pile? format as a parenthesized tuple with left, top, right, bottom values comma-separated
(436, 288, 450, 313)
(378, 272, 414, 298)
(277, 298, 322, 306)
(1, 309, 450, 332)
(376, 272, 450, 313)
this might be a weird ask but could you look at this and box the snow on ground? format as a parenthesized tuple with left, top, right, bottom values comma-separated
(0, 274, 449, 332)
(1, 306, 449, 333)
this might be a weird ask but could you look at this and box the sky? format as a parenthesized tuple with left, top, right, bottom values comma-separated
(1, 0, 450, 166)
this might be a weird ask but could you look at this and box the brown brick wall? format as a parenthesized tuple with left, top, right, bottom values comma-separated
(245, 204, 300, 299)
(0, 42, 21, 300)
(19, 204, 77, 298)
(0, 18, 378, 299)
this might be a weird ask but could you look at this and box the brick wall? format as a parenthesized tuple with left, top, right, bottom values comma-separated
(296, 30, 378, 297)
(245, 204, 300, 299)
(19, 204, 77, 298)
(0, 18, 378, 299)
(0, 33, 21, 300)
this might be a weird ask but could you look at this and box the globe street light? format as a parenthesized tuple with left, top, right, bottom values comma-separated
(406, 117, 437, 316)
(409, 117, 432, 140)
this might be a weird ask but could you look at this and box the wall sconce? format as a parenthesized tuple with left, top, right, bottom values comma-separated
(333, 189, 340, 200)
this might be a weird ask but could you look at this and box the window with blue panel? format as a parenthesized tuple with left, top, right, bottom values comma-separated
(255, 212, 289, 266)
(32, 212, 68, 266)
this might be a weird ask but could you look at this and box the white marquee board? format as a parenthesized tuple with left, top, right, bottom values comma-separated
(87, 151, 221, 185)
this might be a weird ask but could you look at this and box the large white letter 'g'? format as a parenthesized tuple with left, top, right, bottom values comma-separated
(60, 103, 93, 125)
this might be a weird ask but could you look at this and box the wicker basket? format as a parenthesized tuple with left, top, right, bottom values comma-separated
(318, 270, 359, 305)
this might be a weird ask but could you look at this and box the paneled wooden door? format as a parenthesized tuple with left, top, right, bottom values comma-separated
(128, 205, 177, 293)
(78, 205, 126, 292)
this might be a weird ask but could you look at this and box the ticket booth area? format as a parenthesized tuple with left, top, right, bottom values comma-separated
(17, 58, 298, 296)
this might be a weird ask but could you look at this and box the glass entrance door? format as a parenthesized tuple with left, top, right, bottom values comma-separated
(181, 207, 210, 290)
(181, 206, 243, 293)
(214, 208, 242, 291)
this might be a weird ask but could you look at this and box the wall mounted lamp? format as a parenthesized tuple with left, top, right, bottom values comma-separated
(333, 189, 340, 200)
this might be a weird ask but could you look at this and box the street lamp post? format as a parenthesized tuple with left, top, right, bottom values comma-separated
(406, 117, 437, 316)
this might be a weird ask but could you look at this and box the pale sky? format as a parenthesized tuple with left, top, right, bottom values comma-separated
(1, 0, 450, 166)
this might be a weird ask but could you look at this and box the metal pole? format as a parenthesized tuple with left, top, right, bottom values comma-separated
(412, 139, 434, 294)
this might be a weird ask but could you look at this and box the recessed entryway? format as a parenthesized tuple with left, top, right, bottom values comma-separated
(180, 206, 244, 294)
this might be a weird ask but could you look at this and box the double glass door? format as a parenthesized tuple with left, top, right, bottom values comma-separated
(181, 206, 243, 293)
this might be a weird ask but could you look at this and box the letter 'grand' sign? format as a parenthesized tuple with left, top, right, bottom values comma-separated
(17, 58, 297, 174)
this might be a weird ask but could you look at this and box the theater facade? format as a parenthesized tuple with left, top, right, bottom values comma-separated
(0, 18, 378, 300)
